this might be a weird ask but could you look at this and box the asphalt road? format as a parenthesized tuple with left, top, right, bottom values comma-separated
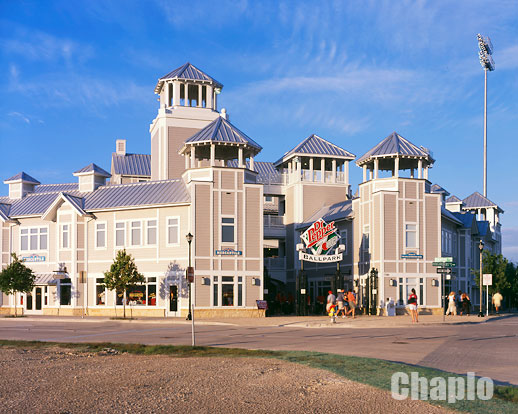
(1, 315, 517, 386)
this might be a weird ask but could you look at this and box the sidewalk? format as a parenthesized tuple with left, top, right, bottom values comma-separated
(0, 313, 509, 329)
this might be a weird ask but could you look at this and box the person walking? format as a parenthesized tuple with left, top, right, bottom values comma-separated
(446, 291, 457, 316)
(346, 290, 357, 319)
(461, 293, 471, 315)
(408, 288, 419, 323)
(336, 290, 345, 318)
(456, 290, 463, 315)
(492, 292, 503, 314)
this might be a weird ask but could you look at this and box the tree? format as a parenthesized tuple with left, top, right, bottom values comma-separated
(103, 250, 144, 318)
(0, 253, 36, 317)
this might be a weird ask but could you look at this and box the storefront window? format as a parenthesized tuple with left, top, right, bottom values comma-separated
(60, 278, 71, 306)
(222, 276, 234, 306)
(115, 277, 157, 306)
(96, 278, 106, 305)
(213, 276, 218, 306)
(238, 276, 243, 306)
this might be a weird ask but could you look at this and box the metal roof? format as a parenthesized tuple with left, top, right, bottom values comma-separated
(462, 192, 502, 211)
(73, 163, 111, 177)
(84, 180, 189, 210)
(441, 206, 462, 225)
(301, 200, 354, 228)
(275, 134, 355, 166)
(0, 203, 10, 221)
(112, 153, 151, 177)
(477, 221, 489, 236)
(431, 184, 450, 196)
(452, 211, 476, 229)
(155, 62, 223, 93)
(34, 273, 59, 285)
(445, 195, 462, 203)
(227, 160, 278, 176)
(4, 172, 40, 184)
(183, 117, 262, 152)
(33, 183, 78, 193)
(5, 180, 190, 218)
(356, 132, 433, 165)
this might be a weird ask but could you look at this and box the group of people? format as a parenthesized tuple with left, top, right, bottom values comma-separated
(445, 290, 473, 316)
(326, 289, 357, 322)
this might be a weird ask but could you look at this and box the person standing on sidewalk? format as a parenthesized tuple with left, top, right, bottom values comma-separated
(326, 290, 336, 315)
(492, 292, 503, 314)
(446, 291, 457, 316)
(336, 290, 345, 318)
(408, 288, 418, 323)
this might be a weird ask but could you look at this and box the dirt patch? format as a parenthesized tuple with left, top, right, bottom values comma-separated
(0, 347, 453, 413)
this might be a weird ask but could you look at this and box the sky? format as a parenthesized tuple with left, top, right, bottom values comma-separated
(1, 0, 517, 261)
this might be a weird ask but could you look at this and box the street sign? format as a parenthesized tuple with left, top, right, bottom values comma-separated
(186, 266, 194, 283)
(483, 273, 492, 286)
(401, 252, 423, 259)
(434, 257, 453, 263)
(432, 262, 456, 267)
(436, 268, 452, 274)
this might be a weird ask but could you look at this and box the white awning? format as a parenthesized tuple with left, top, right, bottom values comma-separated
(264, 239, 279, 249)
(34, 273, 59, 285)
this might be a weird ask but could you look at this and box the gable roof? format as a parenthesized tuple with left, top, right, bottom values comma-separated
(431, 184, 450, 196)
(41, 192, 89, 221)
(356, 132, 433, 165)
(182, 117, 262, 152)
(112, 153, 151, 177)
(462, 192, 503, 212)
(446, 195, 462, 203)
(477, 220, 490, 236)
(155, 62, 223, 93)
(452, 211, 477, 229)
(73, 163, 111, 177)
(4, 172, 40, 185)
(441, 206, 462, 225)
(275, 134, 355, 166)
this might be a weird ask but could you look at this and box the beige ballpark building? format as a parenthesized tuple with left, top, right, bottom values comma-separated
(0, 63, 502, 317)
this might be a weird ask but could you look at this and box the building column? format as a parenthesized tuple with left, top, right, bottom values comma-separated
(321, 158, 325, 183)
(309, 158, 314, 182)
(184, 154, 189, 169)
(369, 167, 373, 180)
(198, 85, 202, 107)
(332, 159, 337, 183)
(184, 83, 189, 106)
(410, 168, 414, 178)
(206, 86, 213, 109)
(374, 158, 379, 179)
(210, 144, 216, 166)
(394, 157, 399, 178)
(345, 161, 349, 186)
(424, 166, 429, 180)
(238, 147, 244, 168)
(173, 82, 180, 106)
(363, 165, 367, 182)
(250, 156, 255, 171)
(190, 146, 196, 168)
(418, 159, 423, 179)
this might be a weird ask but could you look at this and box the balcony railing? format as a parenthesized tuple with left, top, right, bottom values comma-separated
(264, 257, 286, 270)
(264, 215, 284, 227)
(258, 169, 346, 186)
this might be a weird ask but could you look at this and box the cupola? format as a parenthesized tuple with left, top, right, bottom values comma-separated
(73, 163, 111, 192)
(3, 172, 40, 199)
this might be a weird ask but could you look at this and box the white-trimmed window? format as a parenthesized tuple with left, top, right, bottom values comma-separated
(362, 225, 370, 251)
(167, 217, 179, 245)
(213, 276, 244, 307)
(221, 217, 235, 243)
(96, 278, 107, 305)
(264, 195, 273, 203)
(96, 222, 106, 248)
(405, 223, 417, 248)
(131, 221, 141, 246)
(115, 222, 125, 247)
(20, 227, 48, 251)
(61, 224, 70, 249)
(147, 219, 157, 245)
(340, 230, 348, 255)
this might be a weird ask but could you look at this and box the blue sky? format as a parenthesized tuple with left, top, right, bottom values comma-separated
(1, 1, 518, 261)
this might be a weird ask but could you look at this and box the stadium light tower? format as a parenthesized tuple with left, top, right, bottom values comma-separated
(477, 34, 495, 198)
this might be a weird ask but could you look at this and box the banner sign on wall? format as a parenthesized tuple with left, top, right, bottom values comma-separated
(299, 218, 342, 263)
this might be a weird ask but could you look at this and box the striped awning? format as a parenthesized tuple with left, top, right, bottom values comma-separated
(34, 273, 59, 285)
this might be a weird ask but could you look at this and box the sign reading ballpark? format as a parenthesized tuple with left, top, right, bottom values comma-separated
(21, 255, 46, 263)
(300, 218, 342, 263)
(215, 248, 242, 256)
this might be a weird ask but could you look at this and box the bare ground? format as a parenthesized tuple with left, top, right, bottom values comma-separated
(0, 347, 454, 414)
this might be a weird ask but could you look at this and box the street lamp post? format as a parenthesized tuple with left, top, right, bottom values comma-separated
(477, 34, 495, 198)
(186, 233, 193, 321)
(478, 239, 484, 317)
(296, 243, 305, 316)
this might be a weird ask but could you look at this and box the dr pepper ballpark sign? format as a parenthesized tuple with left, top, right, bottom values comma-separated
(299, 218, 342, 263)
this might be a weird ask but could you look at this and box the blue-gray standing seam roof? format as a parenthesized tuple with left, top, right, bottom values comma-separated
(112, 153, 151, 177)
(4, 172, 40, 184)
(74, 163, 111, 177)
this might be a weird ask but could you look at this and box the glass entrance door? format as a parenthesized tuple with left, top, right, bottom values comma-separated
(35, 287, 42, 310)
(169, 285, 178, 312)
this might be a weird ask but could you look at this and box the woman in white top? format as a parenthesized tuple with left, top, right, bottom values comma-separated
(446, 291, 457, 316)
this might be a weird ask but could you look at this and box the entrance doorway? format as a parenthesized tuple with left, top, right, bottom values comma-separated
(25, 287, 43, 314)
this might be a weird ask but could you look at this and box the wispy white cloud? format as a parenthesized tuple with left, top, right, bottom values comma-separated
(8, 112, 30, 124)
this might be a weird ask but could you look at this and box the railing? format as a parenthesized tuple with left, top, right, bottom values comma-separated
(264, 257, 286, 270)
(264, 215, 284, 227)
(258, 169, 346, 186)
